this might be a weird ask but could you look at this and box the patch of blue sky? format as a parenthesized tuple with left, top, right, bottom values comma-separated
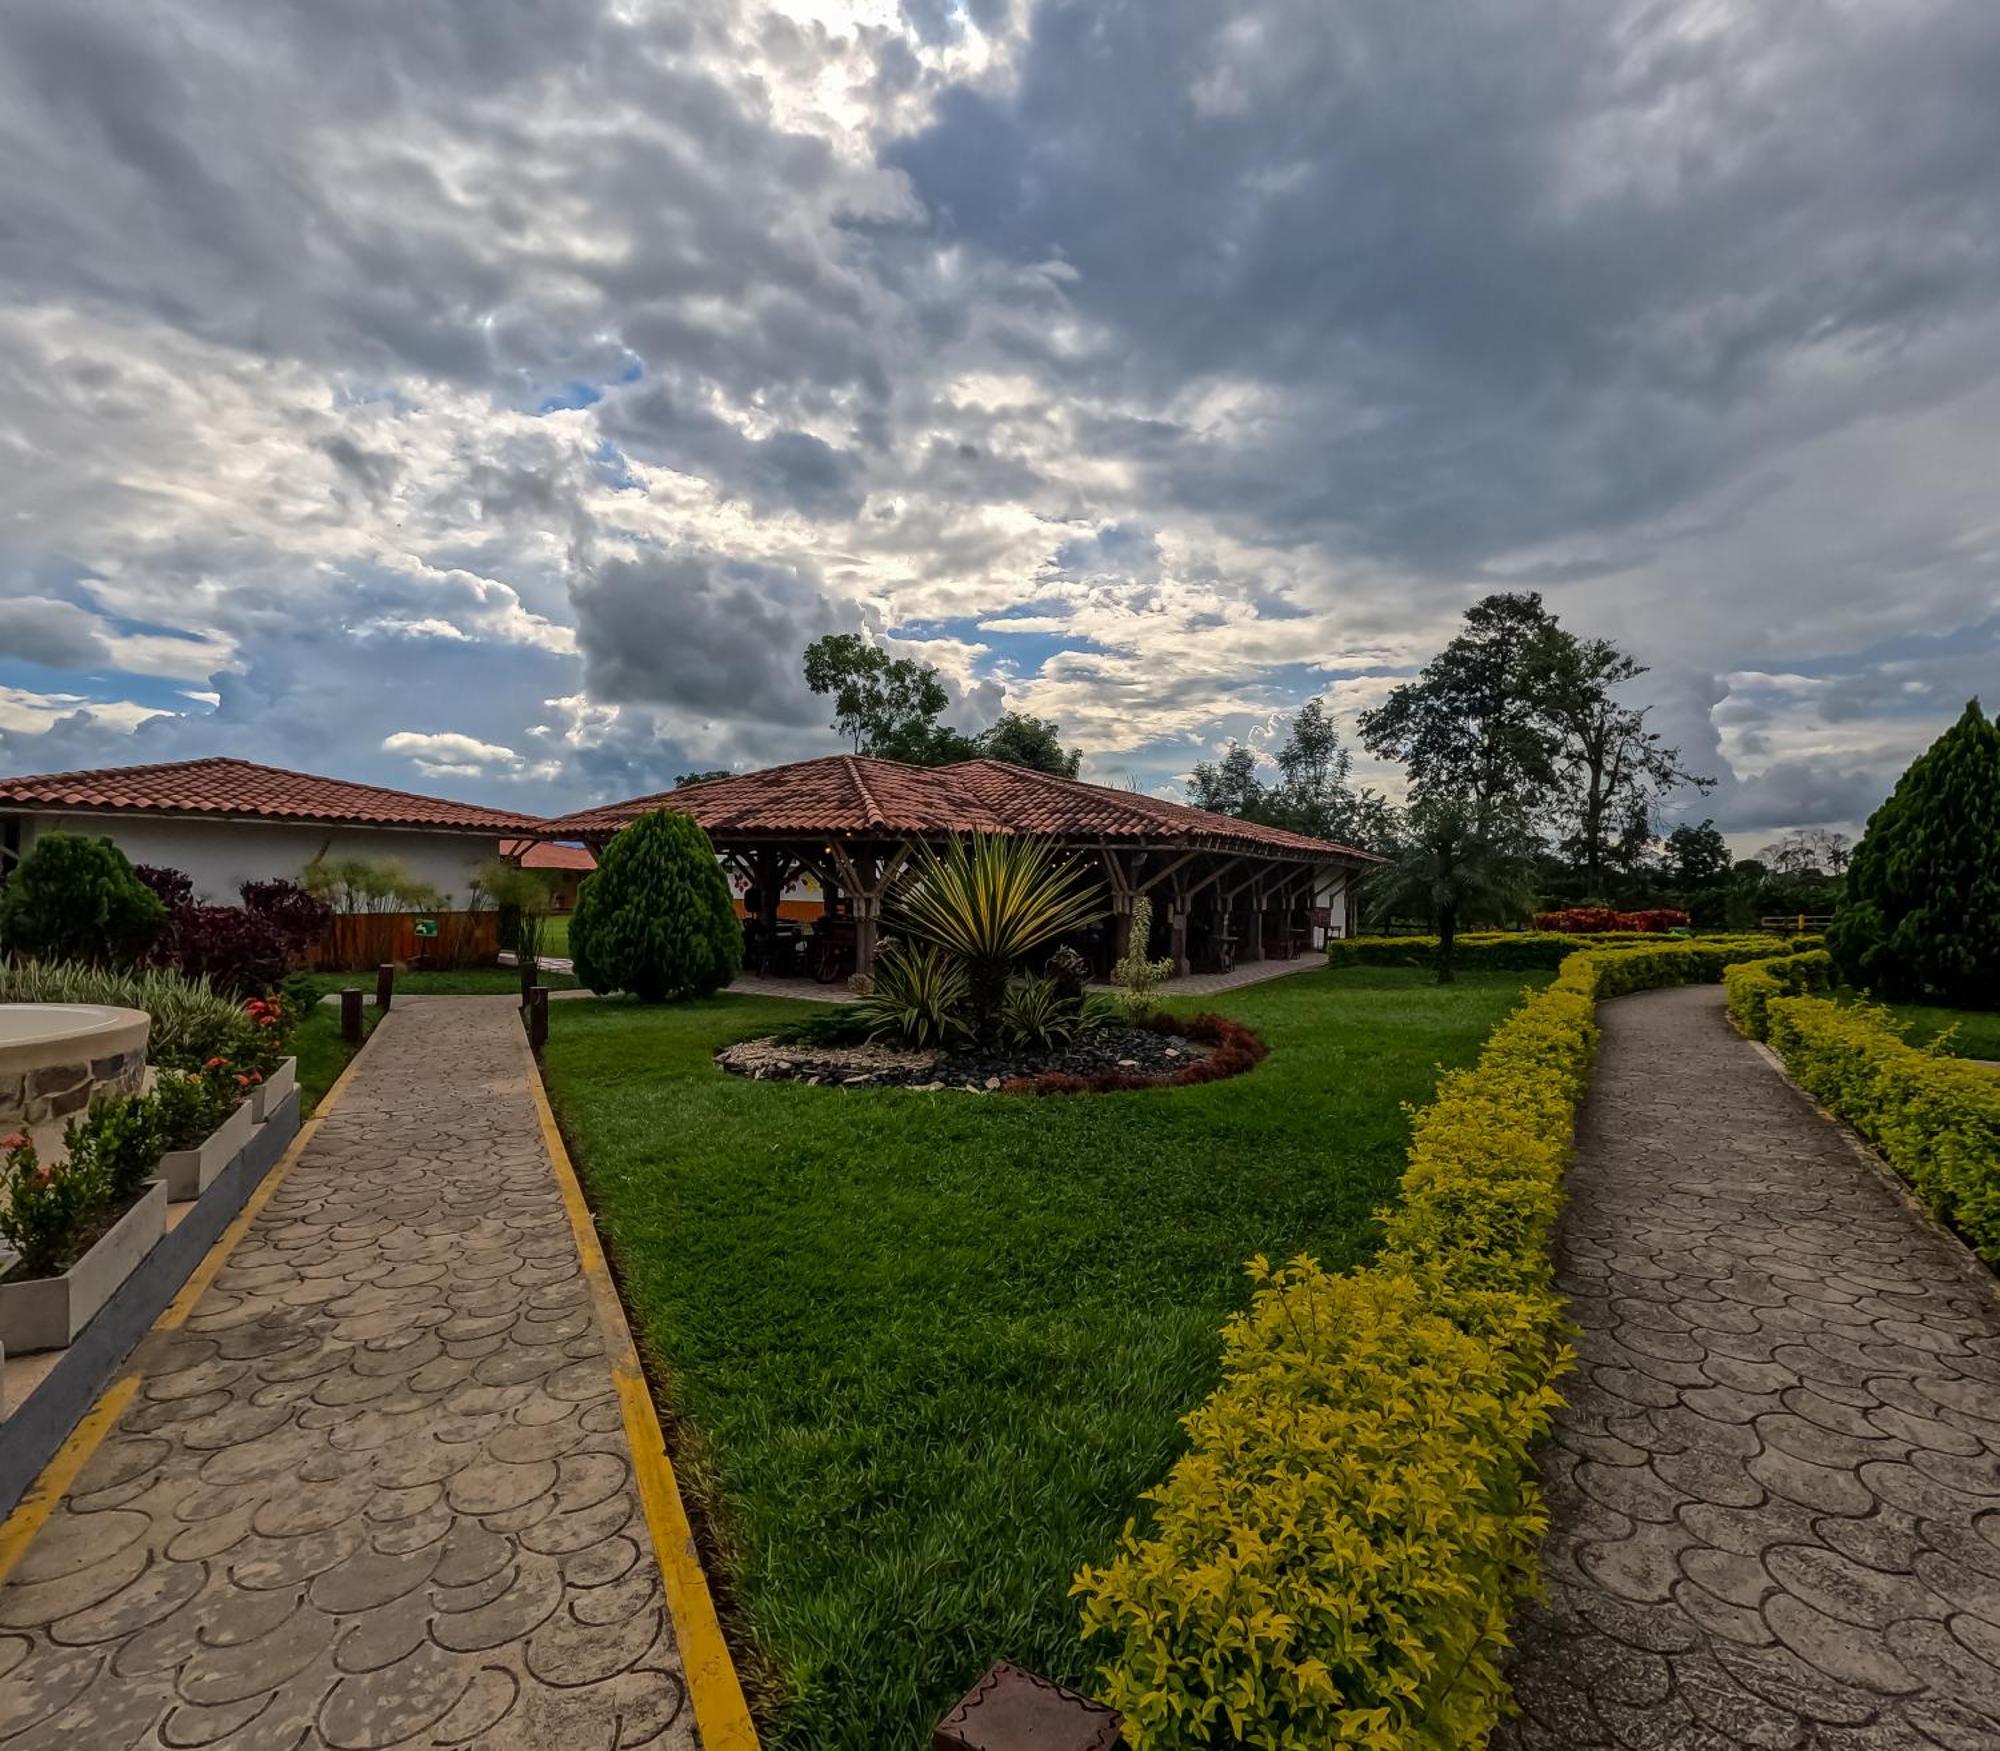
(0, 659, 204, 715)
(890, 612, 1103, 681)
(537, 380, 605, 414)
(591, 441, 641, 492)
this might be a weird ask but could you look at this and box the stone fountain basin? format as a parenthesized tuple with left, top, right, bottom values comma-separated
(0, 1003, 151, 1131)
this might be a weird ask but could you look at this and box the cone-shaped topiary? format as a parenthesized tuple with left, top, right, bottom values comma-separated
(1829, 698, 2000, 1005)
(0, 832, 167, 968)
(568, 809, 743, 1002)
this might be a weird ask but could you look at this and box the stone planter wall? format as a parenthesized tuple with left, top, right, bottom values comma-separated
(0, 1179, 169, 1354)
(249, 1057, 297, 1124)
(157, 1099, 256, 1201)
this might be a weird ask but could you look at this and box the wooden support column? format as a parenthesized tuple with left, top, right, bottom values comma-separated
(829, 840, 915, 980)
(1100, 848, 1138, 966)
(1167, 873, 1191, 979)
(1239, 876, 1266, 962)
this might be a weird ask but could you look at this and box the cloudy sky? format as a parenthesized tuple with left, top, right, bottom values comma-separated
(1, 0, 1994, 842)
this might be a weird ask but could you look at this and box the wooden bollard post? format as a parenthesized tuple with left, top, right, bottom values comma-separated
(526, 985, 549, 1056)
(376, 963, 395, 1011)
(340, 987, 365, 1046)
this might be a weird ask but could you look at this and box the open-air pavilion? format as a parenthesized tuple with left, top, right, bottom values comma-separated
(539, 753, 1381, 981)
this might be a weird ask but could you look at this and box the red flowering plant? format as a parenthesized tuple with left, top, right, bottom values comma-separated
(0, 1132, 111, 1278)
(1531, 906, 1691, 934)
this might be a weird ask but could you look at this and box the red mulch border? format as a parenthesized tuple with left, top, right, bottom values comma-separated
(1001, 1011, 1269, 1096)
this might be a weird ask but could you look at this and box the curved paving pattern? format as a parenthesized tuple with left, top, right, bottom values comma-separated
(0, 997, 697, 1750)
(1500, 984, 2000, 1751)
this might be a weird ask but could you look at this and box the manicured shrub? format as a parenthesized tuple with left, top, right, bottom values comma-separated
(1766, 995, 2000, 1266)
(570, 809, 742, 1002)
(1328, 930, 1799, 974)
(0, 832, 166, 968)
(1076, 936, 1788, 1749)
(0, 1132, 110, 1277)
(1723, 950, 1834, 1041)
(167, 905, 295, 996)
(1829, 698, 2000, 1006)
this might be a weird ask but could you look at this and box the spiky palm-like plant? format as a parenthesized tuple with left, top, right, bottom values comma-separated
(853, 941, 969, 1049)
(893, 834, 1104, 1035)
(1366, 797, 1534, 983)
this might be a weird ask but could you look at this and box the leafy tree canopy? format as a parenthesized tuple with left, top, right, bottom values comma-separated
(1828, 698, 2000, 1004)
(1189, 699, 1396, 849)
(1662, 820, 1731, 888)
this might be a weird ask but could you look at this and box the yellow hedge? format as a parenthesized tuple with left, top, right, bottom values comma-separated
(1766, 995, 2000, 1265)
(1722, 949, 1833, 1040)
(1074, 939, 1789, 1749)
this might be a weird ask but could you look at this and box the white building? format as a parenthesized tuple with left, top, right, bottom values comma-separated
(0, 757, 539, 905)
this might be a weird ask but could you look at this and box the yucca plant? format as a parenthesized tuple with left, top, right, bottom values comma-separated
(893, 834, 1105, 1038)
(999, 974, 1077, 1051)
(852, 941, 970, 1049)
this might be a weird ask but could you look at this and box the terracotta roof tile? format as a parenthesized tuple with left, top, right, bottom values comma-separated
(500, 838, 597, 871)
(0, 757, 539, 833)
(540, 754, 1379, 861)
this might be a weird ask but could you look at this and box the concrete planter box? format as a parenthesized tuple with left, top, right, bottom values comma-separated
(158, 1100, 255, 1202)
(0, 1179, 168, 1353)
(249, 1058, 297, 1124)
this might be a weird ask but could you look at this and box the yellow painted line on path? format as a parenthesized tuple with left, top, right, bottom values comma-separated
(0, 1014, 387, 1584)
(522, 1025, 761, 1751)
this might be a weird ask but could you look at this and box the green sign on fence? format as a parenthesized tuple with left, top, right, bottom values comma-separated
(413, 918, 439, 939)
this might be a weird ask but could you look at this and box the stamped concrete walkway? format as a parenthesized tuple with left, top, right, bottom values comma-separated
(0, 998, 697, 1750)
(1501, 985, 2000, 1750)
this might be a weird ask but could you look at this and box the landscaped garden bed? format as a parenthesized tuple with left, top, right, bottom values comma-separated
(717, 1012, 1262, 1092)
(544, 964, 1543, 1749)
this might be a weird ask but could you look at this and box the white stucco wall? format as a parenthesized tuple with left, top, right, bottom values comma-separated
(9, 812, 509, 906)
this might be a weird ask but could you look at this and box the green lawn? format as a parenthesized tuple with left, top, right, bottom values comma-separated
(291, 1002, 381, 1115)
(1861, 996, 2000, 1060)
(541, 912, 572, 958)
(294, 966, 576, 1000)
(543, 966, 1544, 1749)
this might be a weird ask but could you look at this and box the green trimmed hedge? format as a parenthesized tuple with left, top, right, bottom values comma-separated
(1328, 931, 1816, 973)
(1765, 996, 2000, 1267)
(1074, 939, 1786, 1749)
(1722, 949, 1834, 1040)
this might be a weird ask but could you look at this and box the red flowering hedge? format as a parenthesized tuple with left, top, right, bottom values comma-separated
(1531, 905, 1689, 934)
(1003, 1011, 1268, 1095)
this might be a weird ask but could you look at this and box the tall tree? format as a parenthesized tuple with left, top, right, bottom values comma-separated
(803, 633, 959, 759)
(1357, 593, 1559, 834)
(1187, 700, 1395, 848)
(1523, 626, 1711, 890)
(979, 710, 1083, 777)
(1364, 797, 1535, 983)
(1188, 745, 1265, 817)
(1828, 699, 2000, 1004)
(1663, 819, 1731, 888)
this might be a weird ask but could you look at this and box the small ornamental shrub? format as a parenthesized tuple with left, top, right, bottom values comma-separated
(135, 865, 195, 912)
(1766, 994, 2000, 1266)
(152, 1059, 243, 1152)
(999, 974, 1077, 1051)
(1829, 698, 2000, 1005)
(0, 833, 166, 968)
(63, 1092, 166, 1204)
(0, 1132, 109, 1278)
(1109, 895, 1175, 1017)
(1045, 943, 1092, 1003)
(570, 809, 742, 1002)
(239, 879, 333, 952)
(168, 904, 295, 996)
(853, 941, 969, 1048)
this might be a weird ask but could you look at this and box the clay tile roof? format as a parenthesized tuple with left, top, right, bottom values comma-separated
(500, 838, 597, 871)
(0, 756, 540, 833)
(538, 753, 1379, 861)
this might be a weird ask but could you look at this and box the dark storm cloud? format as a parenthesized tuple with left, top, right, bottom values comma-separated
(0, 598, 112, 670)
(570, 550, 841, 722)
(886, 0, 2000, 567)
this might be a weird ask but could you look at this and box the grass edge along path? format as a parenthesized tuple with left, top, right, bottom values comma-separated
(543, 967, 1542, 1750)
